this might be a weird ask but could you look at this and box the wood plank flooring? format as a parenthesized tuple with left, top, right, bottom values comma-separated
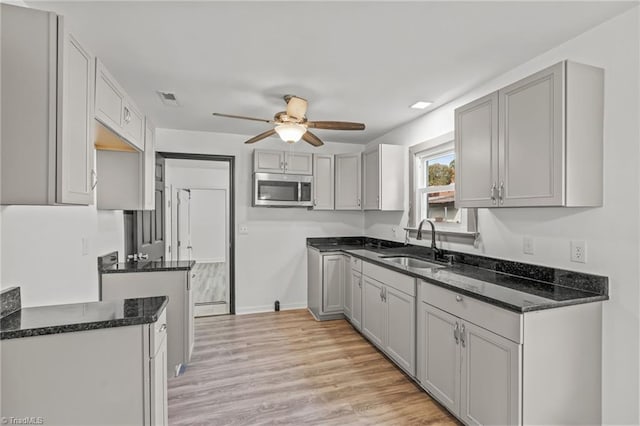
(168, 309, 458, 425)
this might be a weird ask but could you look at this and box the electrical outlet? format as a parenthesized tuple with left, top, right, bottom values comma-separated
(523, 236, 534, 255)
(239, 225, 249, 235)
(570, 240, 587, 263)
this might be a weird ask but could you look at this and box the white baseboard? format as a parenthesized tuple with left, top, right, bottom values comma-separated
(236, 302, 307, 315)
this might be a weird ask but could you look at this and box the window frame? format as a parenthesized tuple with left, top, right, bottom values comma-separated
(408, 132, 477, 237)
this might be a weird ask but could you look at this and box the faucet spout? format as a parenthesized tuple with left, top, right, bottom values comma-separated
(416, 219, 441, 260)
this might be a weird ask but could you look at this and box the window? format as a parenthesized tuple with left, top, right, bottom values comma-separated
(409, 132, 477, 236)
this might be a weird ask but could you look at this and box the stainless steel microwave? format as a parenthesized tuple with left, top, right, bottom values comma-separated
(253, 173, 313, 207)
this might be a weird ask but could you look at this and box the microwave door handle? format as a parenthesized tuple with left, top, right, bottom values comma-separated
(297, 182, 302, 202)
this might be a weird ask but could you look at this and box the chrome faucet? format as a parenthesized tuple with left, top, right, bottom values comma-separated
(417, 219, 442, 259)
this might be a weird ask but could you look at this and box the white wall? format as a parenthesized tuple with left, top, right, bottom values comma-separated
(364, 7, 640, 424)
(156, 130, 365, 313)
(165, 159, 230, 263)
(0, 205, 124, 307)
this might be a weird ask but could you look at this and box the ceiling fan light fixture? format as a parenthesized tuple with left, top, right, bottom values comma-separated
(275, 122, 307, 143)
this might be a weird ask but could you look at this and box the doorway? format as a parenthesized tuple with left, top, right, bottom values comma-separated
(161, 153, 235, 316)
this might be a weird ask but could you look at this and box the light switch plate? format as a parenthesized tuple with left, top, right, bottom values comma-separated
(570, 240, 587, 263)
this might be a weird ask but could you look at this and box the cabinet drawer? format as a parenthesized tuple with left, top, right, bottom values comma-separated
(351, 256, 363, 273)
(421, 281, 522, 343)
(150, 307, 168, 356)
(363, 262, 415, 297)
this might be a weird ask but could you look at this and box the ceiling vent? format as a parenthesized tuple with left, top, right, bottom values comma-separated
(157, 91, 180, 107)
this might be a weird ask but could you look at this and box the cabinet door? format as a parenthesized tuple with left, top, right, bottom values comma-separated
(95, 59, 125, 133)
(142, 119, 155, 210)
(254, 150, 284, 173)
(343, 260, 352, 319)
(363, 147, 380, 210)
(285, 152, 313, 175)
(150, 335, 168, 426)
(122, 99, 144, 151)
(56, 22, 94, 205)
(384, 286, 415, 375)
(498, 62, 564, 207)
(417, 302, 461, 415)
(322, 255, 344, 314)
(455, 92, 499, 208)
(459, 321, 521, 426)
(313, 154, 334, 210)
(351, 271, 362, 330)
(362, 276, 385, 348)
(335, 153, 361, 210)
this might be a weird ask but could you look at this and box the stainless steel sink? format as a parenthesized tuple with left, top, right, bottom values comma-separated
(379, 256, 444, 269)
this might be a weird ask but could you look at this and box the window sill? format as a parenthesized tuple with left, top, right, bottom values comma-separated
(403, 227, 479, 241)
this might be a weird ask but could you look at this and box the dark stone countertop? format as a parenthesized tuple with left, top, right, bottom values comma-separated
(1, 296, 168, 340)
(101, 260, 196, 274)
(307, 237, 608, 313)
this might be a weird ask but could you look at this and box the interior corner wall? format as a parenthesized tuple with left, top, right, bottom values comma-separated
(156, 129, 365, 314)
(364, 7, 640, 424)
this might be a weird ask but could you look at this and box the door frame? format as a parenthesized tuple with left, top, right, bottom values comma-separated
(157, 152, 236, 315)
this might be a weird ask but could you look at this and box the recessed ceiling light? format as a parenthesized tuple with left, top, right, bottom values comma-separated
(410, 101, 432, 109)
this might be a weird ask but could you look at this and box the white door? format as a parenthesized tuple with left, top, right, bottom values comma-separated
(322, 255, 345, 314)
(418, 302, 461, 415)
(313, 154, 334, 210)
(176, 189, 191, 261)
(362, 276, 385, 348)
(454, 92, 499, 208)
(285, 152, 313, 175)
(459, 321, 522, 426)
(363, 147, 380, 210)
(384, 286, 415, 375)
(351, 271, 363, 331)
(498, 62, 564, 207)
(335, 153, 361, 210)
(56, 23, 94, 205)
(254, 150, 284, 173)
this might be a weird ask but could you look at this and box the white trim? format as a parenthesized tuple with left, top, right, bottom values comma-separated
(192, 257, 225, 264)
(235, 302, 307, 315)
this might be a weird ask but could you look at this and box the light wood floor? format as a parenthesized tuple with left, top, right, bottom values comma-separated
(168, 309, 458, 425)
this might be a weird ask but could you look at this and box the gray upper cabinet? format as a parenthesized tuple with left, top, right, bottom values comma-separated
(335, 153, 362, 210)
(95, 59, 144, 151)
(253, 149, 313, 175)
(455, 60, 603, 208)
(313, 154, 334, 210)
(363, 144, 405, 211)
(1, 5, 95, 205)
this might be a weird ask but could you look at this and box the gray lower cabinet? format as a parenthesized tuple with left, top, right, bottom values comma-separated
(361, 262, 416, 376)
(350, 270, 363, 331)
(417, 280, 603, 425)
(307, 248, 347, 321)
(102, 270, 194, 376)
(1, 309, 168, 426)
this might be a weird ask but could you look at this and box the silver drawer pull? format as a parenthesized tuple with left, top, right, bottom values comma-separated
(460, 323, 466, 347)
(159, 324, 167, 332)
(453, 322, 459, 345)
(456, 295, 463, 302)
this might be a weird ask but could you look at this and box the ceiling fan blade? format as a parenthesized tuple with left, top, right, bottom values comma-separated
(285, 95, 308, 120)
(307, 121, 365, 131)
(302, 131, 324, 147)
(212, 112, 272, 123)
(244, 129, 277, 144)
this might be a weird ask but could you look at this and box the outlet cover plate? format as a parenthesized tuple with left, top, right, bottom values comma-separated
(570, 240, 586, 263)
(523, 236, 534, 255)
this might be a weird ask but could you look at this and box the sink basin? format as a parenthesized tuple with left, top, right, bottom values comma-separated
(379, 255, 444, 270)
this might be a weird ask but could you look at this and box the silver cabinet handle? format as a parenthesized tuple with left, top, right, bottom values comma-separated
(460, 323, 466, 347)
(358, 278, 362, 288)
(456, 295, 462, 302)
(490, 182, 497, 205)
(159, 324, 167, 332)
(380, 287, 384, 301)
(314, 199, 317, 206)
(499, 182, 504, 205)
(454, 322, 459, 345)
(382, 287, 387, 302)
(280, 161, 284, 170)
(124, 106, 131, 123)
(91, 169, 98, 190)
(357, 198, 361, 207)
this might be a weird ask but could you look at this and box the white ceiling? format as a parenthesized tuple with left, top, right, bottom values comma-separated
(30, 1, 637, 144)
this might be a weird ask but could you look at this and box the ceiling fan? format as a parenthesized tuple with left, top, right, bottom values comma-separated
(212, 95, 365, 147)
